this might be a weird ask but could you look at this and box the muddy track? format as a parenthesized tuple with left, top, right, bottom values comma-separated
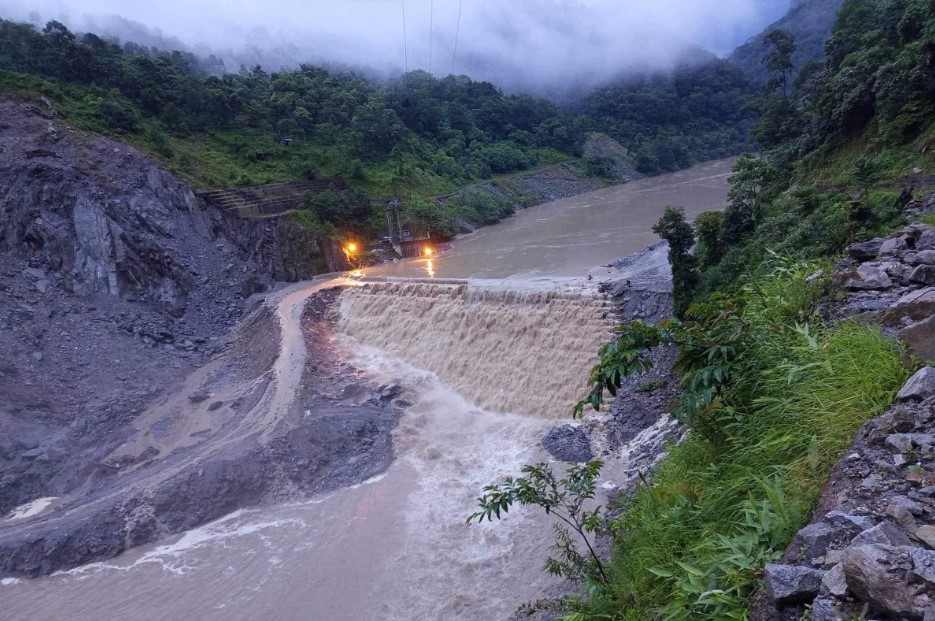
(0, 277, 403, 578)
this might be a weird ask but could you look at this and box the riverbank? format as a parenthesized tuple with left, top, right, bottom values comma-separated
(0, 281, 404, 577)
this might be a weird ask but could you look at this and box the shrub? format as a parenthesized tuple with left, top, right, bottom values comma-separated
(572, 258, 909, 620)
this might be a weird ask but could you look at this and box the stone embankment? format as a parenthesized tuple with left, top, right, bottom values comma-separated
(541, 242, 681, 491)
(755, 222, 935, 620)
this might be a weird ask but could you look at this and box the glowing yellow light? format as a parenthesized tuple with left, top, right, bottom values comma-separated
(423, 246, 433, 257)
(346, 243, 358, 253)
(426, 259, 435, 278)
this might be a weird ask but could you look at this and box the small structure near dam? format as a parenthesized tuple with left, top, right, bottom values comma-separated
(385, 197, 436, 258)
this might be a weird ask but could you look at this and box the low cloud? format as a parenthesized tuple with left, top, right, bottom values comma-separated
(1, 0, 789, 91)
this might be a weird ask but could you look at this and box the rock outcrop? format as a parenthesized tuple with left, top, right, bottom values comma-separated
(751, 224, 935, 621)
(754, 223, 935, 620)
(0, 99, 350, 526)
(754, 370, 935, 620)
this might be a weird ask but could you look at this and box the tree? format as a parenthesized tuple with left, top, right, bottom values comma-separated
(693, 211, 725, 269)
(653, 206, 699, 316)
(763, 29, 796, 98)
(468, 461, 610, 585)
(851, 155, 878, 199)
(723, 154, 773, 243)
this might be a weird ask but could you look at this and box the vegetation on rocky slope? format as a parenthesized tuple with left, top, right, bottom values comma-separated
(591, 0, 934, 617)
(0, 16, 776, 242)
(478, 0, 935, 618)
(578, 261, 908, 620)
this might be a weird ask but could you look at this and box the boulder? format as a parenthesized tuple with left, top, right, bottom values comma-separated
(848, 239, 884, 261)
(914, 525, 935, 549)
(886, 501, 918, 527)
(375, 384, 402, 401)
(911, 265, 935, 287)
(885, 288, 935, 323)
(918, 230, 935, 251)
(764, 563, 825, 606)
(542, 424, 593, 462)
(901, 316, 935, 363)
(898, 367, 935, 402)
(907, 250, 935, 266)
(822, 563, 847, 597)
(846, 264, 894, 291)
(851, 521, 913, 547)
(826, 510, 875, 532)
(795, 522, 836, 559)
(810, 597, 844, 621)
(886, 434, 917, 454)
(843, 544, 928, 618)
(911, 548, 935, 585)
(881, 236, 909, 255)
(188, 391, 211, 404)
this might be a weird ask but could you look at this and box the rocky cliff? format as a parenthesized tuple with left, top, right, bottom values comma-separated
(753, 221, 935, 620)
(0, 98, 348, 520)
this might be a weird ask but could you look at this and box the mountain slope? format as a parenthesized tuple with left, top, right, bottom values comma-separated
(731, 0, 845, 82)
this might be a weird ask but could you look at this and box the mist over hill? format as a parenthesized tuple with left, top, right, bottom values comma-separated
(731, 0, 844, 82)
(2, 0, 792, 93)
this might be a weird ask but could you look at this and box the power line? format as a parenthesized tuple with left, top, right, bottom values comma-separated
(401, 0, 409, 76)
(452, 0, 463, 75)
(428, 0, 434, 75)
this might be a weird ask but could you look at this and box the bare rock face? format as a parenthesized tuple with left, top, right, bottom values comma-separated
(0, 99, 363, 568)
(843, 544, 928, 618)
(898, 367, 935, 402)
(764, 564, 825, 605)
(0, 109, 214, 312)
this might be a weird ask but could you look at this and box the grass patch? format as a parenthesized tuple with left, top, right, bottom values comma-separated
(578, 261, 909, 620)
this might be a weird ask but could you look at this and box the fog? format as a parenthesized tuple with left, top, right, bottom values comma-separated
(1, 0, 790, 92)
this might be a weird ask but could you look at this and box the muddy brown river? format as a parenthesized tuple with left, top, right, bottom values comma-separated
(368, 158, 734, 280)
(2, 158, 732, 621)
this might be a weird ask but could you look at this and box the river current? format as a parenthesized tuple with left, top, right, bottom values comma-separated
(2, 158, 733, 620)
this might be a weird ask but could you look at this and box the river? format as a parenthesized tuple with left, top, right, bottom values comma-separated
(1, 158, 733, 621)
(368, 158, 733, 280)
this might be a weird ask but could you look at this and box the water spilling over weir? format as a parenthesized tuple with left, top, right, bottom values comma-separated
(338, 281, 618, 418)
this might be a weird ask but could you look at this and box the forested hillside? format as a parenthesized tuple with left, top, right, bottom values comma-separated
(0, 15, 778, 242)
(691, 0, 935, 297)
(0, 0, 854, 246)
(0, 18, 598, 237)
(521, 0, 935, 618)
(731, 0, 845, 83)
(585, 57, 758, 174)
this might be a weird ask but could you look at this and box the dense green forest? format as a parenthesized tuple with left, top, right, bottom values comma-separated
(585, 58, 758, 174)
(0, 17, 774, 239)
(484, 0, 935, 619)
(687, 0, 935, 300)
(0, 18, 597, 235)
(731, 0, 844, 84)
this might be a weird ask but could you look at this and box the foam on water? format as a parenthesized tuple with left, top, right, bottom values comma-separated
(339, 338, 559, 621)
